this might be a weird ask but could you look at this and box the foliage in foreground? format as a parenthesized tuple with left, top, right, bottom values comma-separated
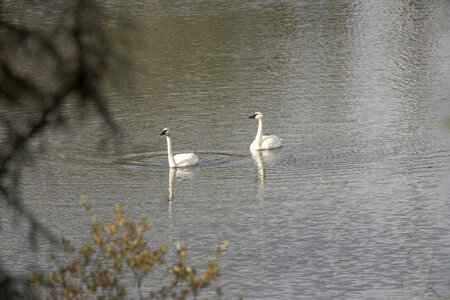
(30, 200, 230, 300)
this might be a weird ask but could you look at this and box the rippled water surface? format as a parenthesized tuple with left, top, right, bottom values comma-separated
(2, 0, 450, 299)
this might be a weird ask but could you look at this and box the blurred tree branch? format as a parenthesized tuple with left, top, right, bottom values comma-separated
(0, 0, 118, 298)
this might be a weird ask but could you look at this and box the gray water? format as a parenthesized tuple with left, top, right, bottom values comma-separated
(2, 0, 450, 299)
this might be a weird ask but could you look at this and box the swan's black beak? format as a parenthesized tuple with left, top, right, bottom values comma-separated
(248, 113, 257, 119)
(160, 129, 167, 136)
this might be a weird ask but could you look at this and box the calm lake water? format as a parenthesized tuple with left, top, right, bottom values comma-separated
(2, 0, 450, 299)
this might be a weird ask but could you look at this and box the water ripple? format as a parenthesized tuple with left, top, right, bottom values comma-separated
(117, 150, 249, 170)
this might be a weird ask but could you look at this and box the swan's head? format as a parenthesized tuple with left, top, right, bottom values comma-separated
(160, 128, 171, 137)
(248, 112, 263, 120)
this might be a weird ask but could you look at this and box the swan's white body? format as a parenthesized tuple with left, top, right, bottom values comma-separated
(171, 152, 199, 167)
(249, 112, 282, 150)
(250, 134, 282, 151)
(161, 128, 199, 168)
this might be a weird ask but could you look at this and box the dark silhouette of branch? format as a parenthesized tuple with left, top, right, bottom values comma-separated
(0, 1, 119, 298)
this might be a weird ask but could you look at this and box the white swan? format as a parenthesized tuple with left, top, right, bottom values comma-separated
(248, 112, 282, 150)
(160, 128, 199, 168)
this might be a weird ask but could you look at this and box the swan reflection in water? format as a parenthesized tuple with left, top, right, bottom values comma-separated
(168, 168, 175, 202)
(250, 148, 281, 186)
(167, 167, 195, 202)
(251, 150, 266, 184)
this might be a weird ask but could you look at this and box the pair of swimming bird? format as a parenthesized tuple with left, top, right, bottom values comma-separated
(160, 112, 282, 168)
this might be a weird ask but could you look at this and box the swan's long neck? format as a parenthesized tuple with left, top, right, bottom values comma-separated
(255, 119, 263, 146)
(165, 136, 177, 168)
